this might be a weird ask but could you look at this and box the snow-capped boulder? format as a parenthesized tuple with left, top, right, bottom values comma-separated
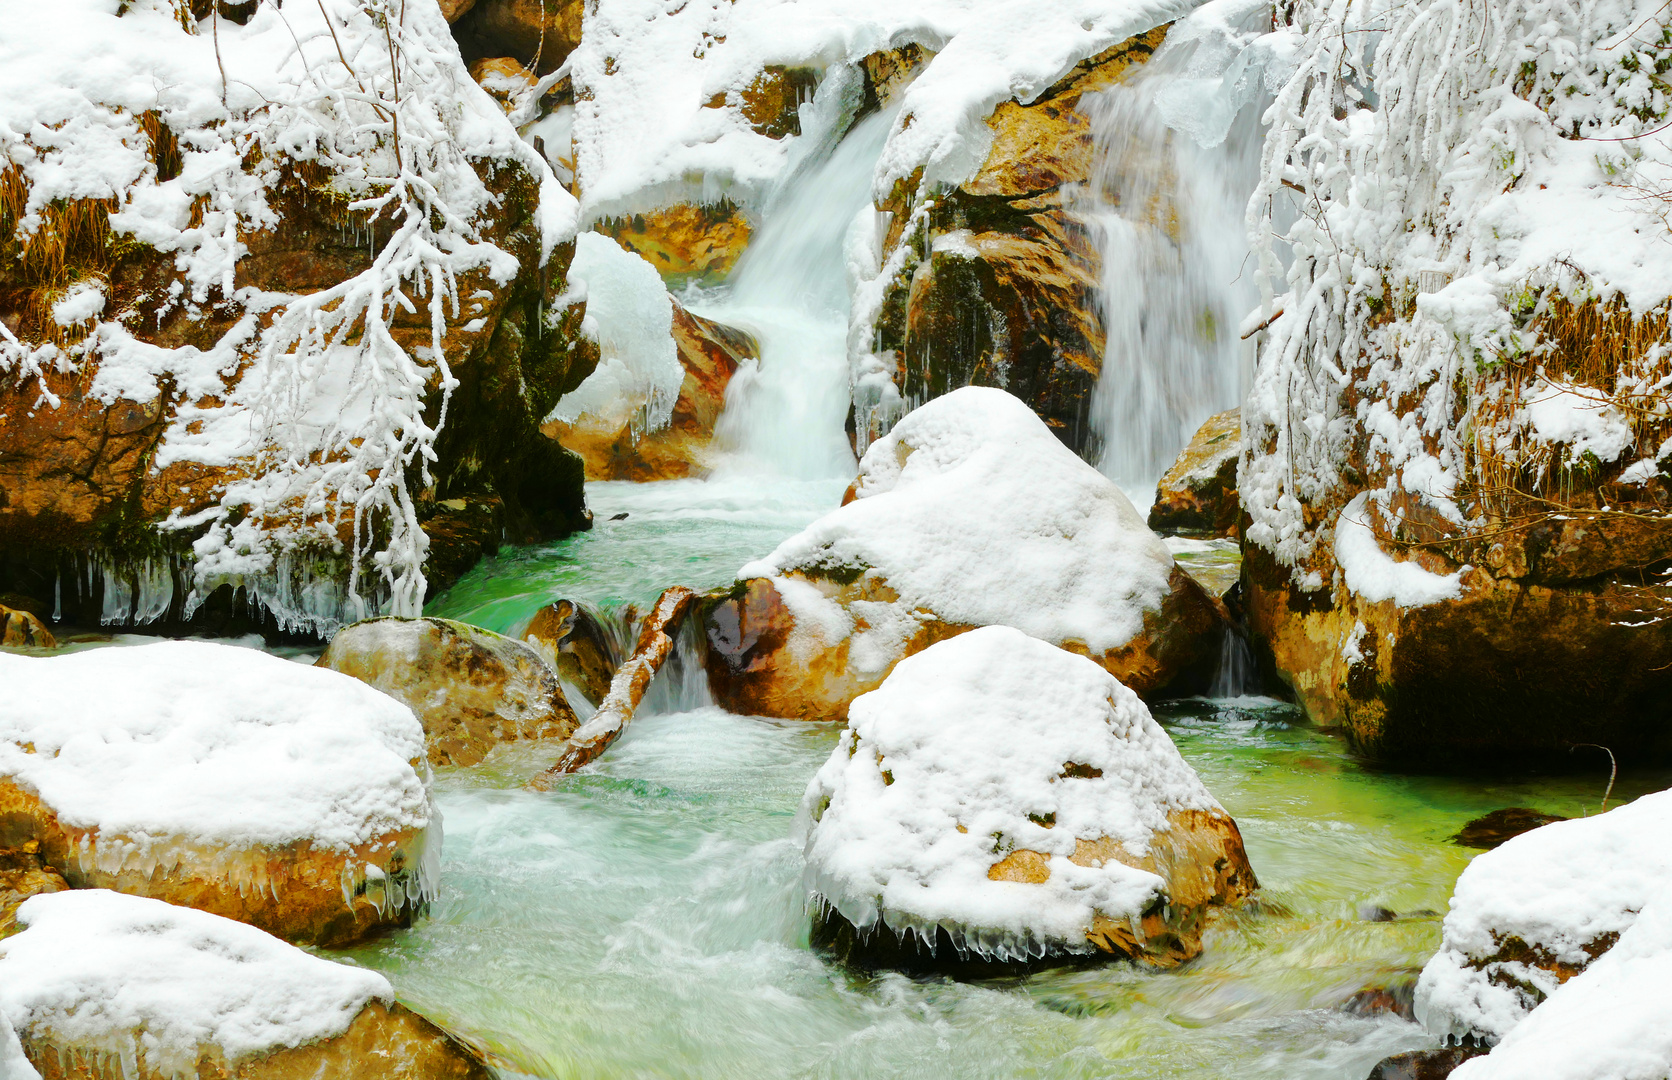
(0, 890, 489, 1080)
(1415, 789, 1672, 1044)
(1148, 408, 1240, 538)
(703, 387, 1223, 719)
(801, 626, 1256, 971)
(0, 0, 596, 638)
(1447, 891, 1672, 1080)
(319, 617, 579, 767)
(0, 642, 438, 946)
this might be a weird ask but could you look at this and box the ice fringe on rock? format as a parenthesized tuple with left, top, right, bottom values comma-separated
(1415, 788, 1672, 1044)
(0, 0, 580, 623)
(0, 641, 439, 943)
(800, 625, 1243, 965)
(0, 890, 391, 1080)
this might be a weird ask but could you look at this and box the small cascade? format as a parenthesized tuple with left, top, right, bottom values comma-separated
(1078, 5, 1274, 494)
(1207, 625, 1261, 700)
(583, 601, 713, 718)
(698, 106, 896, 481)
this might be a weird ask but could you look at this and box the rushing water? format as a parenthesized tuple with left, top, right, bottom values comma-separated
(316, 481, 1667, 1080)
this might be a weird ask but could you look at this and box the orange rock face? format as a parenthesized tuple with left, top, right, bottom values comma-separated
(17, 996, 490, 1080)
(543, 299, 757, 481)
(0, 779, 431, 947)
(0, 606, 54, 649)
(596, 203, 753, 285)
(319, 617, 579, 767)
(1148, 408, 1240, 538)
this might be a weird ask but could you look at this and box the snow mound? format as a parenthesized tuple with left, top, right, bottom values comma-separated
(801, 625, 1227, 961)
(547, 232, 683, 435)
(1333, 493, 1464, 608)
(1451, 890, 1672, 1080)
(0, 890, 390, 1079)
(1416, 789, 1672, 1043)
(742, 386, 1176, 665)
(0, 641, 431, 854)
(1522, 382, 1635, 465)
(570, 0, 1201, 220)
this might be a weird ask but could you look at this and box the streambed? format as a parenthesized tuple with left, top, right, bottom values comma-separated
(326, 480, 1664, 1080)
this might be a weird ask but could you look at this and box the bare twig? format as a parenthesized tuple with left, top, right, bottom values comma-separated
(1569, 743, 1619, 814)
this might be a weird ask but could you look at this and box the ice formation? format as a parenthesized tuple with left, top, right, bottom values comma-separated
(1415, 789, 1672, 1043)
(0, 1006, 41, 1080)
(568, 0, 1203, 222)
(740, 387, 1176, 675)
(0, 890, 392, 1080)
(1243, 0, 1672, 581)
(800, 625, 1226, 961)
(1449, 891, 1672, 1080)
(0, 641, 438, 918)
(547, 232, 683, 437)
(0, 0, 578, 623)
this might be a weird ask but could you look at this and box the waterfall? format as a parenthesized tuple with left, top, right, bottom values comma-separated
(1078, 3, 1274, 495)
(695, 106, 896, 481)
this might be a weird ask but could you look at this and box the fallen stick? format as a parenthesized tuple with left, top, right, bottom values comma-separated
(527, 585, 697, 789)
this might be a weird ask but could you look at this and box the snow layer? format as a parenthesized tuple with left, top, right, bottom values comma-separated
(800, 626, 1221, 960)
(569, 0, 1202, 220)
(0, 641, 433, 856)
(1243, 0, 1672, 579)
(1333, 494, 1463, 608)
(1522, 381, 1636, 465)
(1450, 890, 1672, 1080)
(0, 890, 391, 1080)
(547, 233, 683, 434)
(741, 387, 1175, 671)
(0, 0, 578, 623)
(1416, 789, 1672, 1043)
(0, 1007, 40, 1080)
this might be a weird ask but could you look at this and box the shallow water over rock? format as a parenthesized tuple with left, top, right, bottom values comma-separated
(332, 480, 1672, 1080)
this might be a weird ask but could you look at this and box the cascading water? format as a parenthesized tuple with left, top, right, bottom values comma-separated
(1079, 4, 1273, 494)
(693, 107, 896, 481)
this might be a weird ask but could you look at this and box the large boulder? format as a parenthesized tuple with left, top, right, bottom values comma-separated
(703, 388, 1224, 719)
(522, 598, 622, 708)
(1149, 408, 1240, 538)
(0, 890, 489, 1080)
(0, 606, 54, 650)
(319, 617, 579, 767)
(0, 642, 437, 946)
(1415, 789, 1672, 1044)
(802, 626, 1256, 972)
(596, 204, 754, 286)
(1239, 0, 1672, 763)
(0, 0, 596, 639)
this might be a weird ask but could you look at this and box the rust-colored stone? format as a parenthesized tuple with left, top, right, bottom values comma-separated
(523, 598, 620, 706)
(595, 204, 753, 285)
(0, 779, 428, 947)
(0, 604, 55, 648)
(1149, 408, 1240, 538)
(319, 617, 578, 768)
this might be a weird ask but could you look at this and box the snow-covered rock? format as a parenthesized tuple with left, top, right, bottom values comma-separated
(703, 387, 1223, 719)
(1416, 788, 1672, 1045)
(1148, 407, 1241, 538)
(0, 890, 489, 1080)
(0, 642, 438, 946)
(1449, 891, 1672, 1080)
(801, 626, 1255, 969)
(319, 616, 579, 767)
(0, 0, 596, 636)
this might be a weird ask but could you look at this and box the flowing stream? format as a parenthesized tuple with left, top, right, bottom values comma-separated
(325, 483, 1667, 1080)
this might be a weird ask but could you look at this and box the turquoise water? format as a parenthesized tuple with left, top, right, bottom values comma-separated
(324, 479, 1666, 1080)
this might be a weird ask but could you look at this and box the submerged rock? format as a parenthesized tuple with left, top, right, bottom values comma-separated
(703, 388, 1224, 719)
(0, 890, 490, 1080)
(1416, 789, 1672, 1044)
(802, 626, 1256, 973)
(320, 617, 579, 767)
(1450, 808, 1568, 850)
(0, 606, 54, 650)
(1148, 408, 1240, 538)
(0, 642, 437, 947)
